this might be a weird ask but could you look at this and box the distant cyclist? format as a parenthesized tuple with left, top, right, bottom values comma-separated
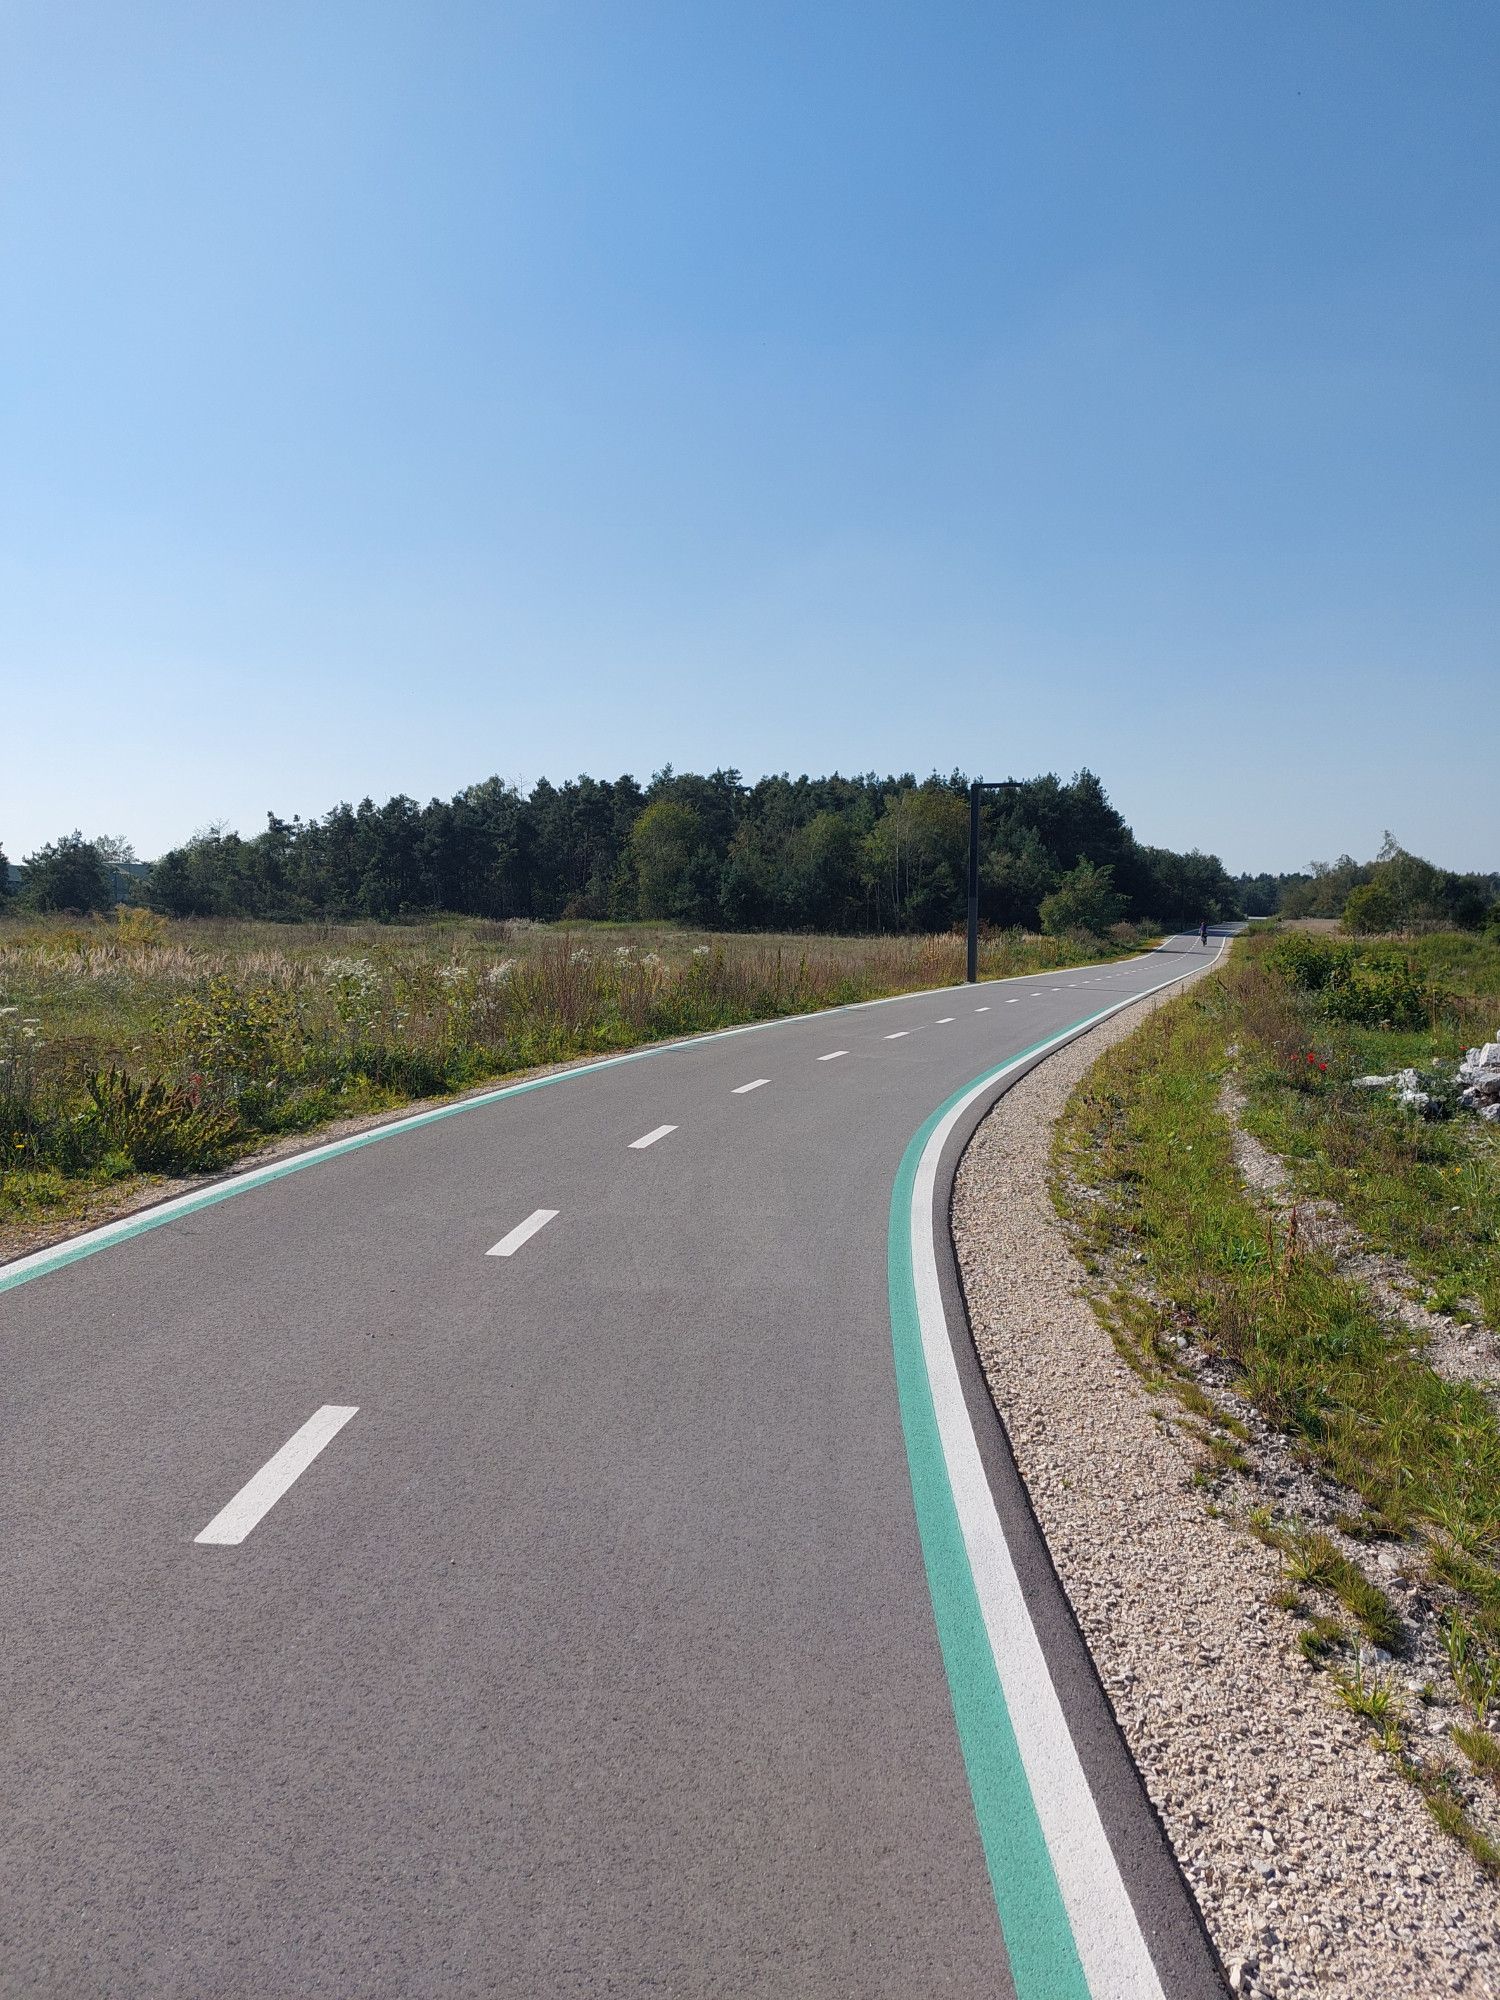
(1199, 918, 1210, 947)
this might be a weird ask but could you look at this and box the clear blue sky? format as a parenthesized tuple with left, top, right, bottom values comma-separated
(3, 1, 1496, 874)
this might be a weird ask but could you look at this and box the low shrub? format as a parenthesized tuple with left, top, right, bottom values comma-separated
(1268, 933, 1439, 1029)
(87, 1068, 239, 1174)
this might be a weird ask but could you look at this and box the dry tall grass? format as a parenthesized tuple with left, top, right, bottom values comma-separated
(0, 911, 1147, 1214)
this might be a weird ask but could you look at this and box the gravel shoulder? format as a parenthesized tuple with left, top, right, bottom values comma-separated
(953, 988, 1500, 2000)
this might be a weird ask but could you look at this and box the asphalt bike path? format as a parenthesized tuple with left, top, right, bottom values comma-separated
(0, 933, 1232, 1999)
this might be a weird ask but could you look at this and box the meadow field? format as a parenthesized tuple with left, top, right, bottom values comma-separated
(0, 909, 1151, 1252)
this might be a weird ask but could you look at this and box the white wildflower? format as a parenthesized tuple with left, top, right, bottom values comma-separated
(324, 954, 377, 994)
(485, 960, 516, 986)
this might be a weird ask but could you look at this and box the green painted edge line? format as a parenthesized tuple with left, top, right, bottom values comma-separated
(886, 1038, 1091, 2000)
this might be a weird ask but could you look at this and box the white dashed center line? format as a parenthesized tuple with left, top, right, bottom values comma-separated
(885, 1031, 910, 1040)
(195, 1405, 358, 1547)
(733, 1078, 769, 1094)
(629, 1124, 677, 1150)
(487, 1208, 559, 1257)
(975, 1006, 990, 1013)
(936, 1017, 955, 1024)
(818, 1050, 848, 1061)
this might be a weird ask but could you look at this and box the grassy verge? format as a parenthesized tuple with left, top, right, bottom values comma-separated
(0, 908, 1150, 1254)
(1052, 960, 1500, 1872)
(1231, 927, 1500, 1325)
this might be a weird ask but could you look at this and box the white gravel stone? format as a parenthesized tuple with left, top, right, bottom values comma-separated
(952, 984, 1500, 2000)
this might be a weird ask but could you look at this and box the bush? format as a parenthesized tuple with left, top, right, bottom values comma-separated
(1268, 933, 1353, 991)
(87, 1069, 239, 1174)
(1319, 960, 1434, 1029)
(1343, 882, 1397, 935)
(1268, 933, 1438, 1029)
(169, 979, 301, 1114)
(115, 906, 167, 948)
(1039, 857, 1125, 938)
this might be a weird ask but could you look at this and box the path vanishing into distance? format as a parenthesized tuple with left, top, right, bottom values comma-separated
(2, 932, 1235, 2000)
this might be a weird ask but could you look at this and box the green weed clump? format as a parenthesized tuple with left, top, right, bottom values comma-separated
(1452, 1723, 1500, 1785)
(1267, 932, 1439, 1029)
(1446, 1613, 1500, 1727)
(86, 1069, 238, 1174)
(1248, 1511, 1404, 1652)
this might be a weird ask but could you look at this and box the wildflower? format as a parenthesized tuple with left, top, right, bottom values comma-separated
(692, 945, 711, 957)
(324, 955, 377, 995)
(484, 960, 516, 985)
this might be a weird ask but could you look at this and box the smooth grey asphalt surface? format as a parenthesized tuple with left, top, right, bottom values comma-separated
(1, 935, 1226, 1999)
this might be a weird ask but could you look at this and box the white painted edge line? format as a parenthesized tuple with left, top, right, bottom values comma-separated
(732, 1078, 769, 1094)
(487, 1208, 559, 1257)
(0, 937, 1199, 1295)
(629, 1124, 677, 1150)
(195, 1405, 358, 1546)
(818, 1050, 849, 1061)
(885, 1030, 910, 1040)
(908, 936, 1227, 1997)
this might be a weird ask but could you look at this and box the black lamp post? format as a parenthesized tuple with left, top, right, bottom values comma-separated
(966, 777, 1010, 982)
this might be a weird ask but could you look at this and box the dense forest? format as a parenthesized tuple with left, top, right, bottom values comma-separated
(5, 768, 1241, 933)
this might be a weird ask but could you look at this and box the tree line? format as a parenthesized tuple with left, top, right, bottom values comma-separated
(4, 766, 1244, 933)
(1235, 836, 1500, 933)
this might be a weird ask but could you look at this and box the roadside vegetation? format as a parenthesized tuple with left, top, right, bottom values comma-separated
(1053, 930, 1500, 1873)
(1236, 928, 1500, 1326)
(0, 908, 1152, 1255)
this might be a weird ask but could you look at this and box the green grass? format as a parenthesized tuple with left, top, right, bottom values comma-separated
(1248, 1511, 1404, 1650)
(1331, 1660, 1402, 1727)
(1453, 1723, 1500, 1786)
(1053, 976, 1500, 1643)
(1053, 945, 1500, 1867)
(1231, 929, 1500, 1326)
(1407, 1761, 1500, 1877)
(0, 907, 1148, 1255)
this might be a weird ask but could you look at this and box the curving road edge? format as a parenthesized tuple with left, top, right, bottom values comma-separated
(890, 942, 1231, 2000)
